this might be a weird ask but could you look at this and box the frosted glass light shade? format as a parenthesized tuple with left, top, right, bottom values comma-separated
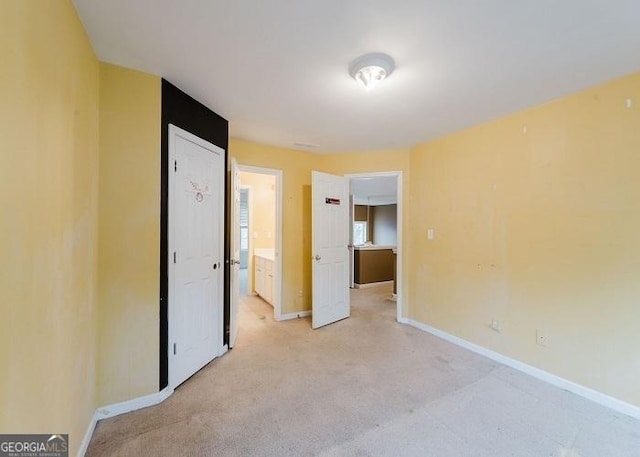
(349, 53, 395, 91)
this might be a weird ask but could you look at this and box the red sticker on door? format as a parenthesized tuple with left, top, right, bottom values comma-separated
(325, 197, 341, 205)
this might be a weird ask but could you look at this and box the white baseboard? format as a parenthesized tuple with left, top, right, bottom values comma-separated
(277, 310, 311, 321)
(95, 387, 174, 421)
(76, 411, 98, 457)
(79, 343, 235, 455)
(404, 318, 640, 420)
(78, 387, 173, 456)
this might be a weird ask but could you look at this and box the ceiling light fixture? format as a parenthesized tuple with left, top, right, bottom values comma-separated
(349, 53, 395, 91)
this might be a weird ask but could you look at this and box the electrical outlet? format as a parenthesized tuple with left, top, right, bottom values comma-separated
(536, 329, 548, 347)
(490, 319, 501, 332)
(427, 228, 435, 240)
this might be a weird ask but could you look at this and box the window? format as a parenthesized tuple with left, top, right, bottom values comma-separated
(240, 227, 249, 250)
(353, 221, 367, 246)
(240, 189, 249, 250)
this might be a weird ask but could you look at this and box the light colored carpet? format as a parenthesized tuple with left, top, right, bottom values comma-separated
(87, 285, 640, 456)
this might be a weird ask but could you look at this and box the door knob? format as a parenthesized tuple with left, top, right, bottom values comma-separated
(314, 255, 321, 261)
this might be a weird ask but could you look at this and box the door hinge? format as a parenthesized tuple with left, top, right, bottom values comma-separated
(173, 252, 176, 264)
(174, 160, 177, 172)
(173, 343, 176, 355)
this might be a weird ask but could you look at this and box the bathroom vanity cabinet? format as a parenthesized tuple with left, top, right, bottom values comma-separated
(254, 252, 274, 305)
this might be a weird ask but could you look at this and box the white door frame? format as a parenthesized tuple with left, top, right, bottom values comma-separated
(230, 158, 241, 348)
(237, 164, 283, 321)
(168, 124, 225, 390)
(346, 171, 404, 323)
(349, 193, 355, 289)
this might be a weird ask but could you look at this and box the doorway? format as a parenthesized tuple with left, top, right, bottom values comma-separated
(236, 165, 283, 321)
(347, 172, 403, 322)
(309, 171, 404, 329)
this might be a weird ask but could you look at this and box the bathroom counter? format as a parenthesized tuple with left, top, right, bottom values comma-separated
(353, 244, 396, 251)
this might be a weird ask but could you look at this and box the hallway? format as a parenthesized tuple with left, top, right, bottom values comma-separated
(87, 285, 640, 456)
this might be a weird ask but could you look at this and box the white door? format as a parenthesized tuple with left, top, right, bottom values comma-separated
(169, 124, 224, 389)
(312, 171, 350, 329)
(229, 158, 241, 348)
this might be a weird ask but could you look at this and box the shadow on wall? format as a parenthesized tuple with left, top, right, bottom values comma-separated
(302, 184, 312, 310)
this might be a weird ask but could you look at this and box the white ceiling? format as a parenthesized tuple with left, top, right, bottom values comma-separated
(351, 176, 397, 206)
(73, 0, 640, 153)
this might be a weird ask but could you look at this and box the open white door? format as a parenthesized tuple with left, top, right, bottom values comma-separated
(229, 158, 241, 348)
(312, 171, 350, 329)
(169, 124, 224, 389)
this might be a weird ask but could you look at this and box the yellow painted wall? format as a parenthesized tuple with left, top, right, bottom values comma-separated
(3, 7, 636, 453)
(240, 171, 276, 250)
(0, 1, 99, 454)
(318, 149, 410, 175)
(409, 72, 640, 406)
(319, 149, 411, 317)
(230, 139, 411, 315)
(97, 63, 161, 406)
(231, 139, 318, 313)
